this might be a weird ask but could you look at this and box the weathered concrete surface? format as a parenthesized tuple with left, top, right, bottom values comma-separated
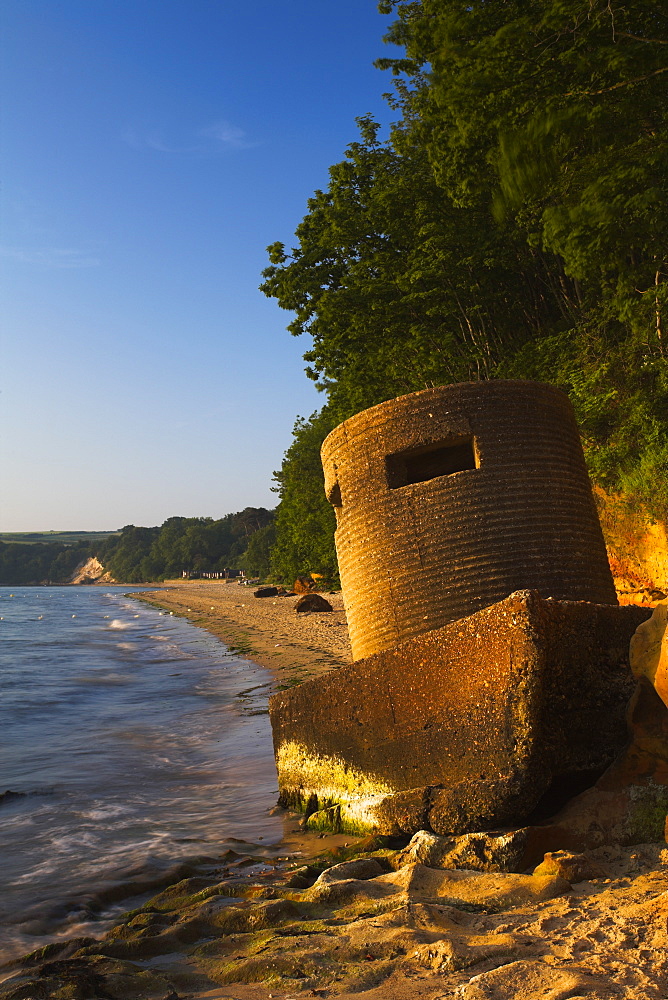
(270, 591, 650, 836)
(516, 679, 668, 865)
(321, 381, 617, 661)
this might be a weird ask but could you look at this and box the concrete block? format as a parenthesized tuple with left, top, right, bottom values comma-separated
(270, 591, 650, 836)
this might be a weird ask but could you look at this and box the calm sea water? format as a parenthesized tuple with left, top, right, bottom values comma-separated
(0, 586, 284, 964)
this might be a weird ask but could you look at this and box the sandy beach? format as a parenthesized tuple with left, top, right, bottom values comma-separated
(130, 579, 352, 686)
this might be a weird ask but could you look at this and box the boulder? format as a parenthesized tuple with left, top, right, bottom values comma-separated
(312, 858, 385, 884)
(295, 593, 333, 613)
(293, 576, 318, 594)
(394, 828, 529, 873)
(254, 586, 278, 598)
(532, 850, 605, 882)
(630, 599, 668, 705)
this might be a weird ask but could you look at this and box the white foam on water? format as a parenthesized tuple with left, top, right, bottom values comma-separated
(0, 584, 284, 965)
(80, 804, 134, 821)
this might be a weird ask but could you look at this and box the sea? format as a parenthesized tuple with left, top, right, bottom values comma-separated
(0, 586, 285, 965)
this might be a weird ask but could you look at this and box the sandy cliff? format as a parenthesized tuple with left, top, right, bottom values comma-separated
(70, 556, 115, 585)
(595, 488, 668, 603)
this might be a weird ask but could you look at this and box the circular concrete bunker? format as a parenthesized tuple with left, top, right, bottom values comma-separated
(321, 380, 617, 662)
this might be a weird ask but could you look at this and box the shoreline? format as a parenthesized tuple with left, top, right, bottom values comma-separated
(3, 585, 668, 998)
(127, 578, 367, 859)
(129, 579, 352, 689)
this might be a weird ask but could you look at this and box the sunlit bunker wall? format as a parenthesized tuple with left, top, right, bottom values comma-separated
(322, 380, 617, 662)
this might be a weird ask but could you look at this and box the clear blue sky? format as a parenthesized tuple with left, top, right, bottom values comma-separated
(1, 1, 399, 530)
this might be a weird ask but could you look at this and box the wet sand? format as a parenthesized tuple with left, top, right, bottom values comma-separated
(130, 580, 351, 689)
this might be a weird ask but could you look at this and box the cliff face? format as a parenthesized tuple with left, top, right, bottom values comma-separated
(70, 556, 115, 585)
(595, 487, 668, 604)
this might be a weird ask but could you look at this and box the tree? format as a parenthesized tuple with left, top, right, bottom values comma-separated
(263, 0, 668, 526)
(270, 410, 339, 585)
(240, 522, 276, 578)
(381, 0, 668, 350)
(261, 116, 564, 419)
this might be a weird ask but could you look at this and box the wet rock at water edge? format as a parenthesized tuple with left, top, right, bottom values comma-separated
(295, 593, 333, 613)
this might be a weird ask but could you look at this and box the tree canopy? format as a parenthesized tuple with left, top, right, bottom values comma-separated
(263, 0, 668, 579)
(97, 509, 275, 583)
(0, 509, 275, 585)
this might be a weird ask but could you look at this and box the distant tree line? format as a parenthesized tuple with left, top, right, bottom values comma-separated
(262, 0, 668, 582)
(97, 509, 274, 583)
(0, 541, 92, 587)
(0, 508, 275, 585)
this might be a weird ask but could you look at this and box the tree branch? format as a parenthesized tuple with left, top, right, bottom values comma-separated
(566, 65, 668, 95)
(616, 32, 668, 45)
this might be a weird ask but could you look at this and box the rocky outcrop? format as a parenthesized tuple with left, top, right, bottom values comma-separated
(4, 838, 666, 999)
(394, 829, 531, 874)
(70, 557, 114, 585)
(630, 599, 668, 705)
(532, 850, 606, 882)
(595, 486, 668, 601)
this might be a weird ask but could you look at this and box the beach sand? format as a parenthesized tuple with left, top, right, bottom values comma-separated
(119, 581, 668, 1000)
(130, 580, 351, 688)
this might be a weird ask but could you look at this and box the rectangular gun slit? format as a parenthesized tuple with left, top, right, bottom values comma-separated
(387, 437, 477, 488)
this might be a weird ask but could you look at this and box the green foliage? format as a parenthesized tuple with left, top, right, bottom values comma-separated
(0, 541, 92, 585)
(97, 525, 160, 583)
(384, 0, 668, 344)
(261, 115, 563, 416)
(270, 411, 339, 586)
(263, 0, 668, 572)
(239, 522, 276, 578)
(97, 509, 275, 583)
(0, 511, 276, 586)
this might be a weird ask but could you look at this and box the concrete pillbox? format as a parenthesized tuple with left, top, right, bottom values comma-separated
(321, 380, 617, 662)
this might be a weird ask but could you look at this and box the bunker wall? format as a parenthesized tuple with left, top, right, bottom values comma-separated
(322, 380, 617, 661)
